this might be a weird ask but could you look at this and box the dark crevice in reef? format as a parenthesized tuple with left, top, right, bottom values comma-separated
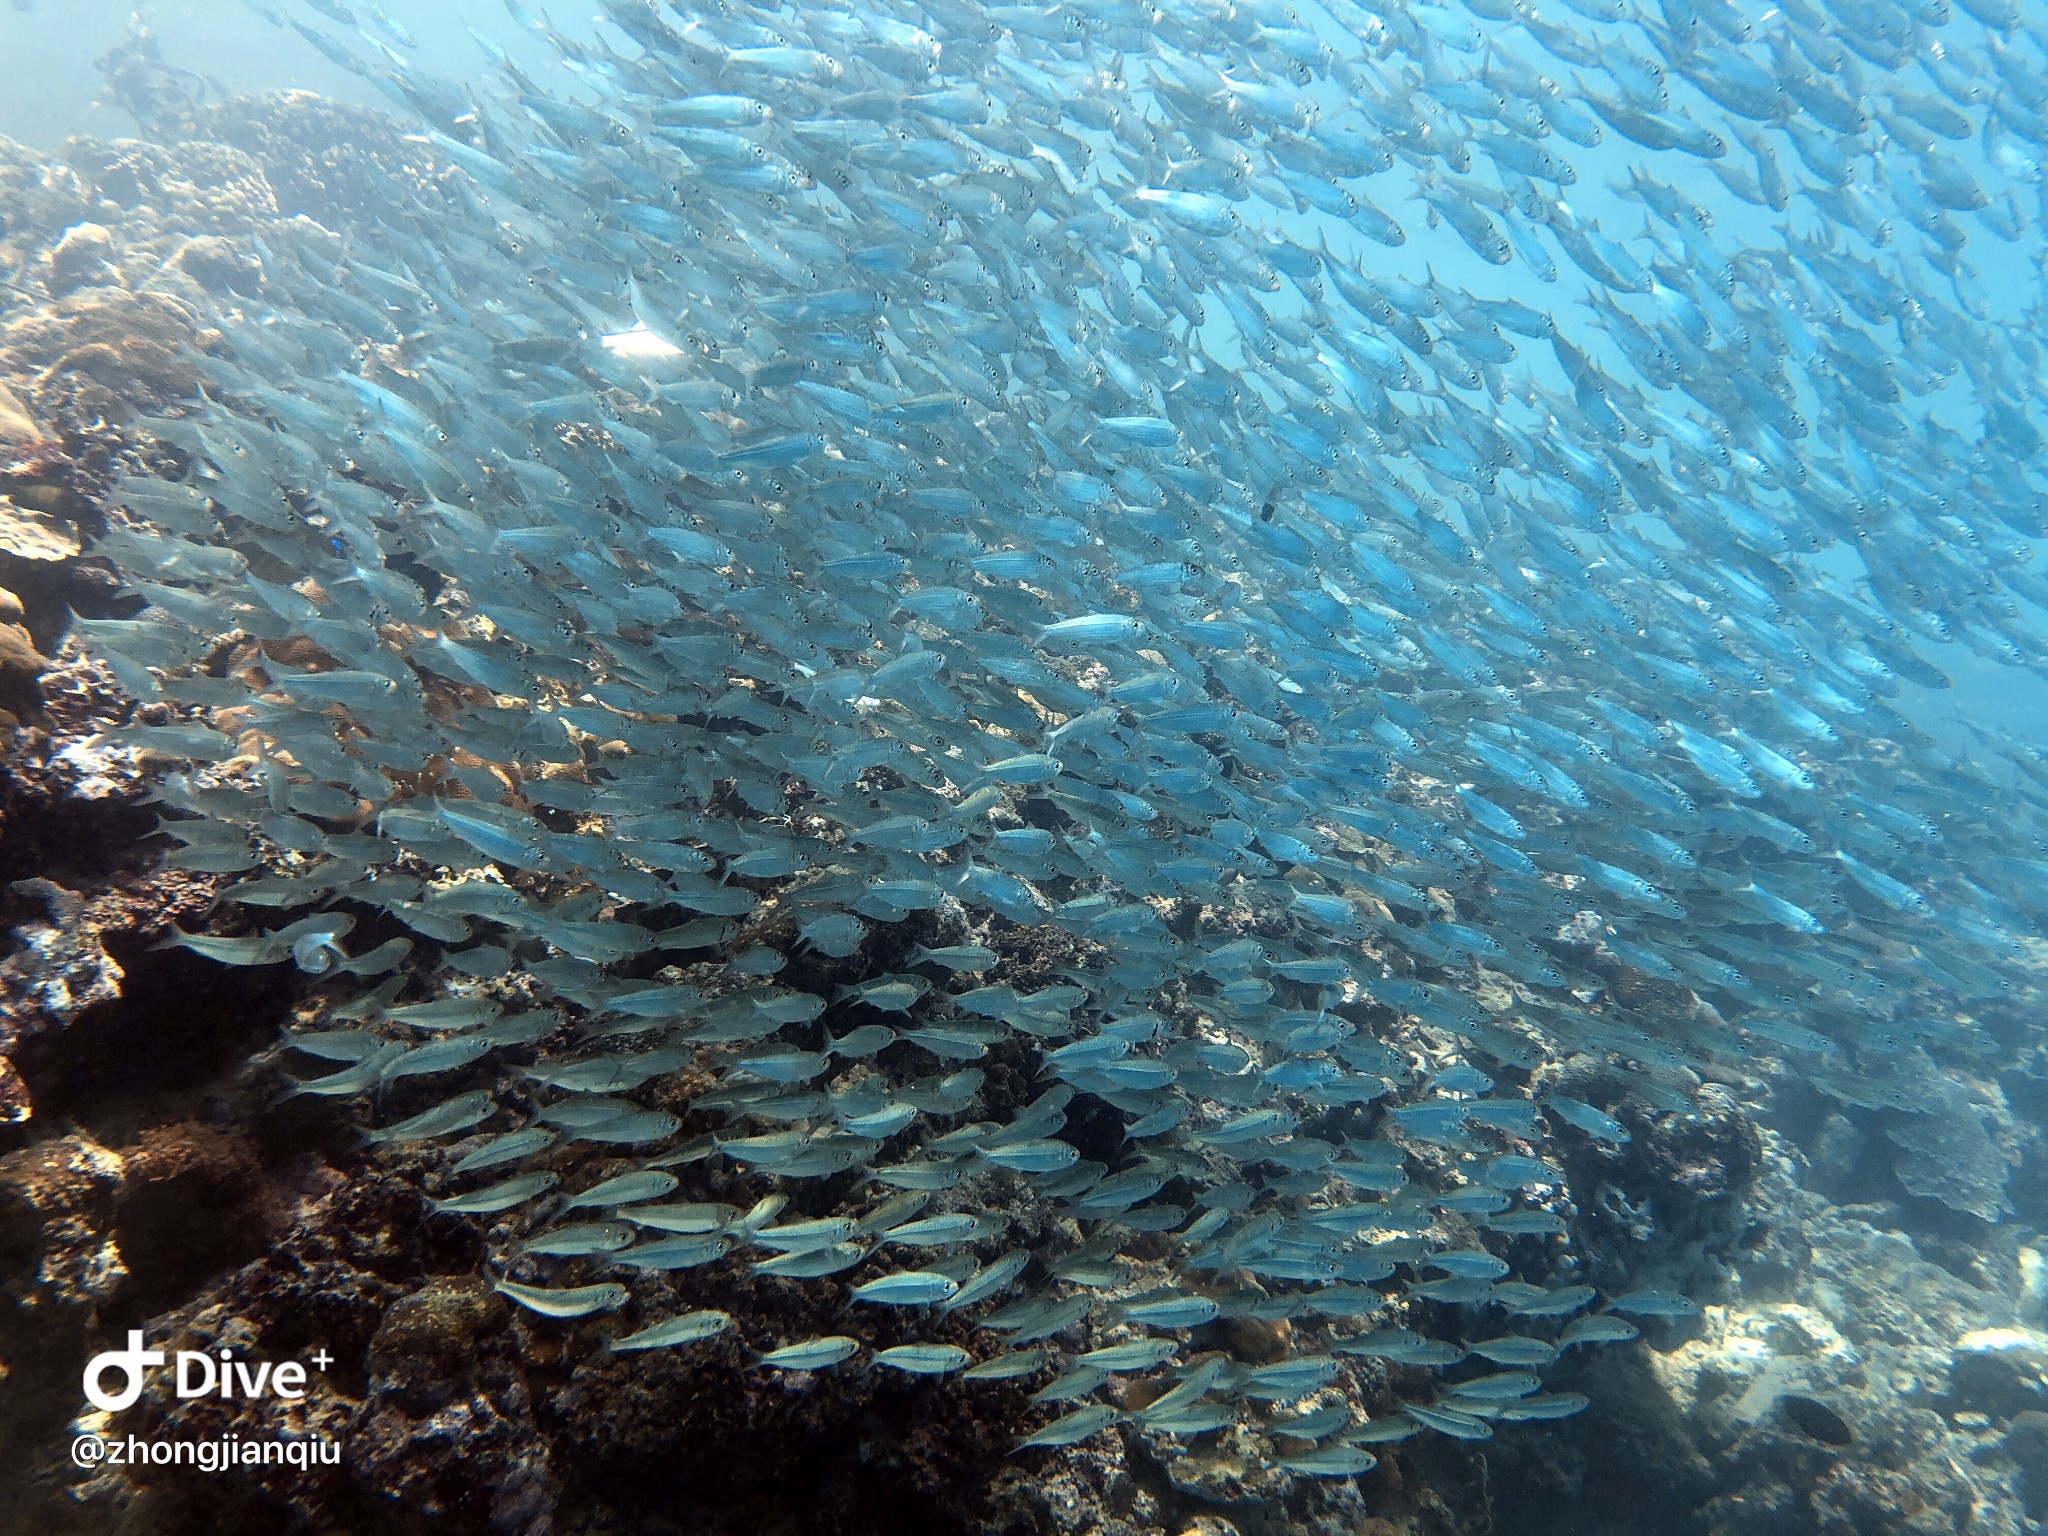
(0, 754, 154, 891)
(6, 944, 293, 1138)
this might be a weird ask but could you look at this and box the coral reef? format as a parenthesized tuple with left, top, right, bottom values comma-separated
(1884, 1074, 2018, 1225)
(1594, 1132, 2043, 1536)
(165, 92, 457, 235)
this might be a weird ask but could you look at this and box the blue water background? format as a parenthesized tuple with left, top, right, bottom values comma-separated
(0, 0, 2042, 762)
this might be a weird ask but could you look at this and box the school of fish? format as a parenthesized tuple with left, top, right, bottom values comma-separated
(69, 0, 2048, 1472)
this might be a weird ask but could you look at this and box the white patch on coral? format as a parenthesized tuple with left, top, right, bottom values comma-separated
(1652, 1301, 1860, 1424)
(2018, 1246, 2048, 1326)
(1956, 1327, 2048, 1356)
(48, 738, 130, 801)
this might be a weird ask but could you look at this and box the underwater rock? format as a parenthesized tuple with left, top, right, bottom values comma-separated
(43, 222, 115, 300)
(0, 497, 73, 721)
(0, 455, 116, 649)
(1612, 1082, 1761, 1238)
(0, 497, 79, 564)
(1155, 1422, 1305, 1507)
(3, 651, 156, 842)
(24, 286, 208, 425)
(1805, 1458, 1984, 1536)
(1946, 1331, 2048, 1424)
(55, 1169, 477, 1533)
(368, 1277, 505, 1385)
(0, 601, 187, 1130)
(2003, 1412, 2048, 1521)
(1202, 1314, 1295, 1366)
(0, 1133, 128, 1472)
(1655, 1297, 1863, 1455)
(1468, 1342, 1719, 1535)
(353, 1277, 558, 1536)
(0, 137, 92, 266)
(0, 644, 295, 1132)
(1807, 1115, 1869, 1201)
(167, 234, 265, 297)
(1632, 1133, 2042, 1535)
(1885, 1078, 2016, 1226)
(0, 1119, 278, 1505)
(0, 382, 40, 448)
(0, 1131, 127, 1311)
(526, 1197, 1039, 1534)
(62, 138, 279, 234)
(0, 614, 48, 722)
(0, 131, 324, 435)
(86, 1304, 356, 1532)
(2, 877, 123, 1033)
(168, 91, 453, 233)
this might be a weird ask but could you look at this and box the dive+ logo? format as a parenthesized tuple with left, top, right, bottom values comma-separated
(83, 1332, 333, 1413)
